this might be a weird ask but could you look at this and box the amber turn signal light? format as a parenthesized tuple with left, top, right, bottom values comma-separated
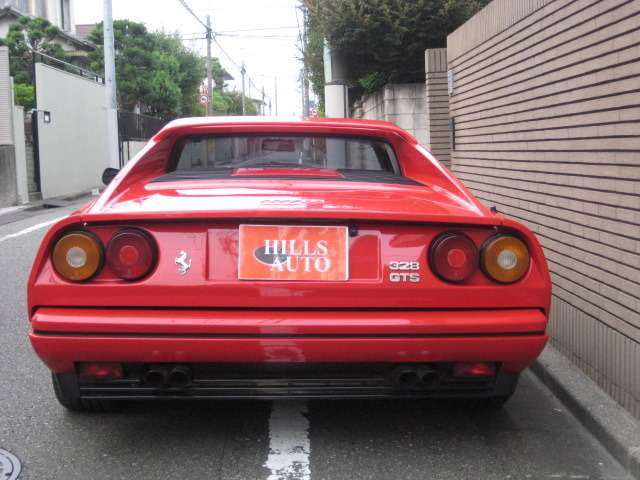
(52, 231, 104, 282)
(481, 235, 530, 284)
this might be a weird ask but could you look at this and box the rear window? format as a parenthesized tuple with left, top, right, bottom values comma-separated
(173, 135, 399, 173)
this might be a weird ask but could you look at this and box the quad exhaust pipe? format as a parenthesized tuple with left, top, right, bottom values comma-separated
(392, 366, 439, 389)
(143, 365, 193, 389)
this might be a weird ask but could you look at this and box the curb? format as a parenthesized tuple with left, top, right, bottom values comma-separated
(0, 191, 94, 228)
(530, 345, 640, 479)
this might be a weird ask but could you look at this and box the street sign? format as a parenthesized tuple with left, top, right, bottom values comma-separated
(200, 94, 209, 104)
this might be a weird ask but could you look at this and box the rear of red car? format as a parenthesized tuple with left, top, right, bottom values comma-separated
(27, 118, 551, 411)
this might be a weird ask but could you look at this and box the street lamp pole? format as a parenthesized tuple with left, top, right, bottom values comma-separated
(103, 0, 119, 168)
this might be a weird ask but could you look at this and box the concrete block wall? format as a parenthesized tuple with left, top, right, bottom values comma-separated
(353, 83, 428, 146)
(0, 145, 16, 206)
(447, 0, 640, 417)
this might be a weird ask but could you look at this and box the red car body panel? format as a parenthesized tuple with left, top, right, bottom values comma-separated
(27, 117, 552, 399)
(31, 308, 547, 373)
(28, 222, 549, 310)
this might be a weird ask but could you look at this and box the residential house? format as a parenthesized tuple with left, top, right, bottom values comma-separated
(0, 0, 94, 65)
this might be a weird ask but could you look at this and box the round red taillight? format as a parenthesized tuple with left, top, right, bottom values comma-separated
(429, 232, 478, 283)
(106, 229, 157, 281)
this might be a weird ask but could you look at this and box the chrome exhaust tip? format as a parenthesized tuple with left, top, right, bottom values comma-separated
(143, 367, 168, 388)
(418, 369, 438, 387)
(167, 366, 192, 389)
(393, 368, 419, 389)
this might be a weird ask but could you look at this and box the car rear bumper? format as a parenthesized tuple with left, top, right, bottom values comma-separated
(30, 308, 548, 374)
(54, 363, 523, 400)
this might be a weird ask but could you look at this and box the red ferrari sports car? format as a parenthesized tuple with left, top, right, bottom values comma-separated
(28, 117, 551, 412)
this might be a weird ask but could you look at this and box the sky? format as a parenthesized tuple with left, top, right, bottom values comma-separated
(74, 0, 305, 116)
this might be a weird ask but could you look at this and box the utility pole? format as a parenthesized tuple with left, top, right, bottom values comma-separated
(274, 76, 278, 116)
(206, 15, 213, 116)
(241, 62, 246, 116)
(323, 40, 348, 118)
(299, 5, 310, 117)
(103, 0, 119, 168)
(261, 86, 265, 116)
(300, 72, 305, 116)
(303, 75, 310, 116)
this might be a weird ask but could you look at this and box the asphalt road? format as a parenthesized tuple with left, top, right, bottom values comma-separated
(0, 203, 632, 480)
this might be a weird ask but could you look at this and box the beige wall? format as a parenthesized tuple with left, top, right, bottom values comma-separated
(447, 0, 640, 417)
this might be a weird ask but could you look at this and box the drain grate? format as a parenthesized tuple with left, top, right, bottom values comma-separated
(0, 449, 21, 480)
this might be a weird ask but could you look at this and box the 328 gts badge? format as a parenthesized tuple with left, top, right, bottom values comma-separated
(388, 261, 421, 283)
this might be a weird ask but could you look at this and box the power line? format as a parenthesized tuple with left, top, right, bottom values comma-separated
(215, 26, 299, 33)
(176, 0, 209, 30)
(212, 37, 242, 72)
(215, 33, 297, 39)
(212, 37, 270, 103)
(175, 0, 274, 108)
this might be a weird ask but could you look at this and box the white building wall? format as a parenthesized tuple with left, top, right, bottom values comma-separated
(0, 0, 74, 31)
(35, 62, 108, 199)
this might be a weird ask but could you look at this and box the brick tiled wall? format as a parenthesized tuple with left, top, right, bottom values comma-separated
(425, 49, 452, 167)
(447, 0, 640, 417)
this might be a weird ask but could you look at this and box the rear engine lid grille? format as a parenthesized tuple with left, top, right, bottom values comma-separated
(151, 169, 424, 186)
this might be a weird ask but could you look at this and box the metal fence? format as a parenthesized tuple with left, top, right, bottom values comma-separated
(118, 111, 168, 142)
(33, 52, 103, 84)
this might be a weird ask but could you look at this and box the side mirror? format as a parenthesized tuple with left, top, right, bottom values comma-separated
(102, 167, 120, 186)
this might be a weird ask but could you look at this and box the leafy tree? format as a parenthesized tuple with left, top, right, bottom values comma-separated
(303, 0, 490, 102)
(89, 20, 205, 118)
(226, 91, 258, 116)
(211, 90, 257, 116)
(210, 57, 230, 91)
(0, 16, 67, 85)
(89, 20, 257, 119)
(301, 11, 326, 114)
(14, 83, 35, 110)
(151, 31, 205, 117)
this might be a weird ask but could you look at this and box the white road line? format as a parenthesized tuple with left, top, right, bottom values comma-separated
(264, 401, 311, 480)
(0, 217, 66, 244)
